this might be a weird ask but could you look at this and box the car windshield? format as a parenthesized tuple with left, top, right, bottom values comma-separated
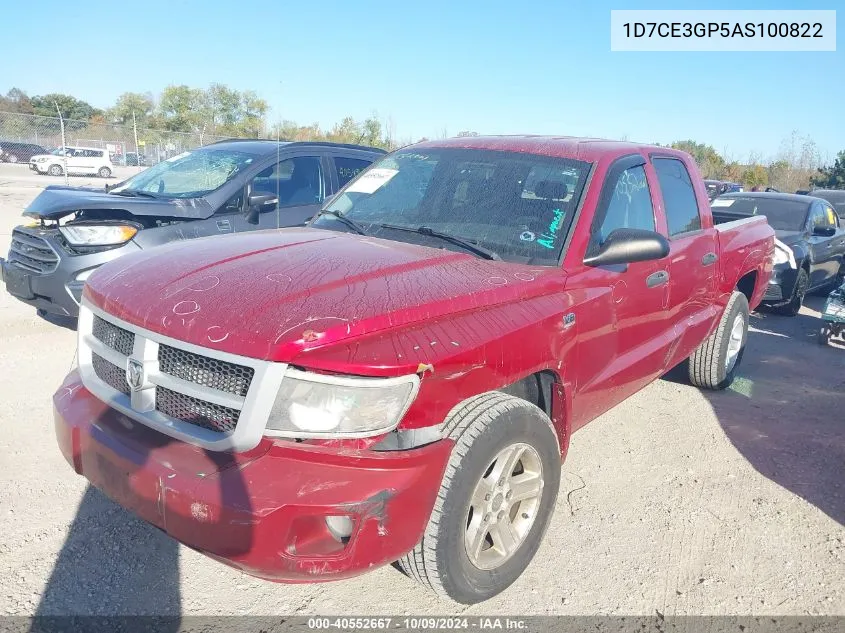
(711, 196, 809, 231)
(110, 148, 257, 198)
(311, 148, 591, 265)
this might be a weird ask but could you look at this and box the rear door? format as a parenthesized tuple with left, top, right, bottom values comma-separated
(650, 155, 719, 369)
(66, 148, 88, 174)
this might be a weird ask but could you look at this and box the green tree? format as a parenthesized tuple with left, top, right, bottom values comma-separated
(811, 150, 845, 189)
(108, 92, 155, 126)
(741, 164, 768, 189)
(153, 84, 206, 133)
(30, 93, 101, 122)
(0, 88, 34, 114)
(670, 140, 725, 179)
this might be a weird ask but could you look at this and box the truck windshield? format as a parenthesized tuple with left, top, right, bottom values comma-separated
(711, 196, 809, 231)
(313, 148, 591, 265)
(110, 148, 257, 199)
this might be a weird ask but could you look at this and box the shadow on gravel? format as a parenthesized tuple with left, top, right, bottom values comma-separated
(665, 296, 845, 526)
(34, 406, 255, 621)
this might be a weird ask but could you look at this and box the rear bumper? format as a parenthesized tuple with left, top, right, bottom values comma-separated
(53, 371, 452, 582)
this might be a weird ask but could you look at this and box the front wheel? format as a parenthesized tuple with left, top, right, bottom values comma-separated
(397, 392, 561, 604)
(774, 268, 808, 316)
(98, 166, 112, 178)
(47, 164, 63, 177)
(818, 323, 832, 346)
(688, 291, 749, 390)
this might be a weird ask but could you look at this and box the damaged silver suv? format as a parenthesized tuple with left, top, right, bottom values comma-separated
(1, 139, 384, 319)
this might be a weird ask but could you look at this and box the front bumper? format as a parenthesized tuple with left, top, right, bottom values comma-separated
(2, 236, 139, 318)
(761, 264, 797, 305)
(53, 371, 452, 582)
(29, 161, 48, 173)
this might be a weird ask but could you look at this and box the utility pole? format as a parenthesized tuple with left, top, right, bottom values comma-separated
(132, 110, 141, 172)
(54, 101, 68, 185)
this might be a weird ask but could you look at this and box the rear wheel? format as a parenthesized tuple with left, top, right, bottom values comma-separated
(397, 392, 561, 604)
(98, 166, 112, 178)
(688, 291, 749, 390)
(774, 268, 808, 316)
(818, 323, 832, 346)
(47, 164, 63, 177)
(7, 154, 18, 163)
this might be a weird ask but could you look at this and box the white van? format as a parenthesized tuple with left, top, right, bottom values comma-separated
(29, 146, 113, 178)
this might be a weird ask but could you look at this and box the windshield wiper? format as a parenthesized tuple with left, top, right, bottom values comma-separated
(315, 209, 368, 235)
(378, 224, 501, 260)
(109, 189, 159, 199)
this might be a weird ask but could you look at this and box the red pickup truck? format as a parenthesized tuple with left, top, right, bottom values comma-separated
(53, 136, 774, 604)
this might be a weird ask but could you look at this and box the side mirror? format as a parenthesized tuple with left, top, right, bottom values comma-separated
(245, 192, 278, 225)
(813, 225, 836, 237)
(583, 228, 670, 267)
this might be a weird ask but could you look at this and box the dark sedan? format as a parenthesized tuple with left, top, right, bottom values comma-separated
(711, 192, 845, 315)
(0, 141, 49, 163)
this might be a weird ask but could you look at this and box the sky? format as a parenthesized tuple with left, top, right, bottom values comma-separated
(2, 0, 842, 161)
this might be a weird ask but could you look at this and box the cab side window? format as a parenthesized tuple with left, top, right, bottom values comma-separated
(594, 165, 656, 245)
(653, 157, 702, 236)
(251, 156, 323, 207)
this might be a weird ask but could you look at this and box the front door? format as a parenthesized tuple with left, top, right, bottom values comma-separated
(571, 156, 672, 424)
(231, 155, 326, 232)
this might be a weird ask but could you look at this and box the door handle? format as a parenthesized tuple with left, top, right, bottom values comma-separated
(701, 252, 718, 266)
(646, 270, 670, 288)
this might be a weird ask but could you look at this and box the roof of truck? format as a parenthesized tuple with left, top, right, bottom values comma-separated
(412, 135, 689, 164)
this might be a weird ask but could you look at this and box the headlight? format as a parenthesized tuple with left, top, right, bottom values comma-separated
(773, 239, 796, 268)
(59, 224, 138, 246)
(36, 157, 49, 162)
(265, 369, 420, 437)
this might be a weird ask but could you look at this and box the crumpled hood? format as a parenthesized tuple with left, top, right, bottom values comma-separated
(23, 185, 213, 220)
(84, 228, 560, 364)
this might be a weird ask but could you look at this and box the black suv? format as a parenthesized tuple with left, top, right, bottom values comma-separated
(1, 140, 386, 319)
(0, 141, 49, 163)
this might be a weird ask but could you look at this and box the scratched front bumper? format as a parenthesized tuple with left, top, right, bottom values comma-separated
(53, 371, 452, 582)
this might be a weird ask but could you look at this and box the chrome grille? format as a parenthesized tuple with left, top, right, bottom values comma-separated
(155, 387, 240, 433)
(158, 345, 253, 397)
(91, 353, 130, 395)
(92, 316, 135, 356)
(8, 228, 59, 274)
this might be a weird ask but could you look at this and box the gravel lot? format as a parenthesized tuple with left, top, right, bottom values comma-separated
(0, 162, 842, 617)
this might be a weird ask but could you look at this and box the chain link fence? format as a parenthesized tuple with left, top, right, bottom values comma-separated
(0, 110, 240, 167)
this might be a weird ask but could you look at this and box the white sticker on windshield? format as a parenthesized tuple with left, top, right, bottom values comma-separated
(711, 198, 735, 207)
(165, 151, 191, 163)
(345, 168, 398, 194)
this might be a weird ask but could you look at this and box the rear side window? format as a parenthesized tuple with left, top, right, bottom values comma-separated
(334, 157, 372, 188)
(653, 158, 702, 236)
(595, 165, 655, 244)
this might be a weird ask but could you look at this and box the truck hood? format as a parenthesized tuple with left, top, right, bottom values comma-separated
(23, 185, 213, 221)
(774, 230, 806, 247)
(84, 228, 561, 364)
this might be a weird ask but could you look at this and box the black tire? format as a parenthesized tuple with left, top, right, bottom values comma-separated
(818, 323, 832, 346)
(397, 392, 561, 604)
(774, 268, 808, 316)
(688, 291, 749, 390)
(98, 166, 112, 178)
(47, 164, 63, 177)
